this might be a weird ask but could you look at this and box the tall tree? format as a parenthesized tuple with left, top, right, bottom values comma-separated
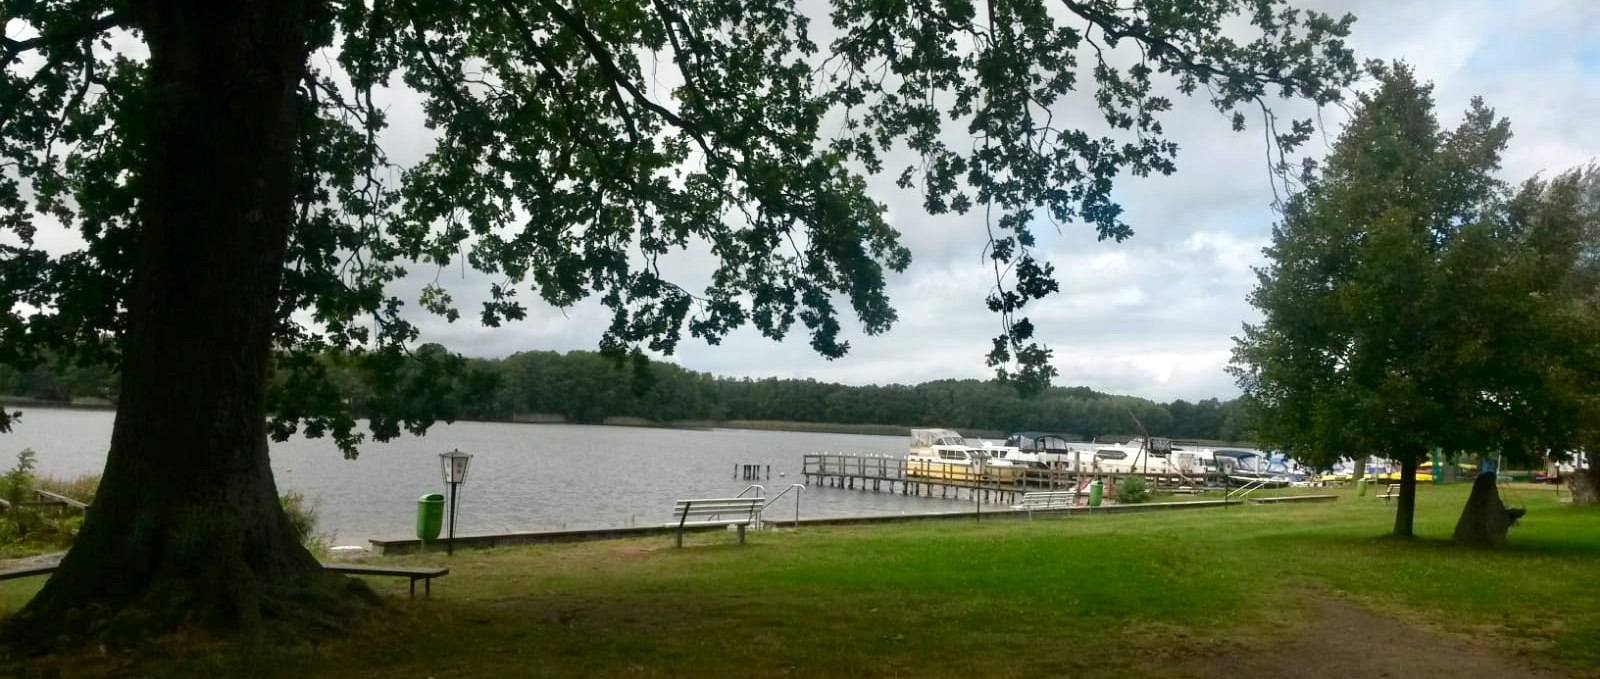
(1232, 64, 1591, 537)
(3, 0, 1358, 640)
(1492, 166, 1600, 504)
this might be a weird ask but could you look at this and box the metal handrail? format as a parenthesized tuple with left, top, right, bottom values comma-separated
(762, 484, 806, 528)
(1226, 477, 1270, 500)
(735, 484, 767, 499)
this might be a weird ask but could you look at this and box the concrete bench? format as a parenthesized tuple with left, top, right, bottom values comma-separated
(1377, 483, 1401, 502)
(0, 562, 448, 598)
(669, 497, 764, 547)
(1014, 490, 1079, 517)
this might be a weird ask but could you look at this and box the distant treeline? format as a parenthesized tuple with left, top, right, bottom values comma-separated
(1, 349, 1253, 442)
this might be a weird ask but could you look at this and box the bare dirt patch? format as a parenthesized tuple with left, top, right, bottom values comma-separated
(1195, 598, 1570, 679)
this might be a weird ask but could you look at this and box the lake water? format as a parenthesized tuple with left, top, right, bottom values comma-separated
(1, 408, 972, 544)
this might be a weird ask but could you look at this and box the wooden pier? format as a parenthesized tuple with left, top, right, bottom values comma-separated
(802, 453, 1227, 506)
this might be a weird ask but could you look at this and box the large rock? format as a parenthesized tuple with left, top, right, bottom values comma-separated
(1453, 472, 1513, 549)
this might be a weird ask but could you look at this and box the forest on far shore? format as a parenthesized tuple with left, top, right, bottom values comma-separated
(0, 348, 1252, 443)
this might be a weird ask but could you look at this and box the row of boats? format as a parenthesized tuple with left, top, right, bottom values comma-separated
(904, 428, 1308, 488)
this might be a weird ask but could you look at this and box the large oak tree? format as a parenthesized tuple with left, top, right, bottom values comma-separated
(3, 0, 1357, 641)
(1232, 64, 1600, 537)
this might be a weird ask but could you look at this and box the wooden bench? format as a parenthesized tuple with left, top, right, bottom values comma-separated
(0, 564, 57, 582)
(669, 497, 764, 548)
(1250, 494, 1339, 504)
(33, 489, 90, 510)
(1014, 490, 1079, 517)
(321, 563, 449, 598)
(1377, 483, 1401, 503)
(0, 562, 448, 599)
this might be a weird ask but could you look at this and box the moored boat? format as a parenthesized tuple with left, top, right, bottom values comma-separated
(905, 428, 1027, 482)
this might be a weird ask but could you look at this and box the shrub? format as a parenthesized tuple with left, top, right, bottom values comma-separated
(1116, 476, 1150, 504)
(280, 491, 333, 557)
(37, 474, 99, 505)
(1, 450, 39, 539)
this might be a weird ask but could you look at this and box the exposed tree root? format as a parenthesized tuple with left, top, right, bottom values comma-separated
(4, 569, 379, 656)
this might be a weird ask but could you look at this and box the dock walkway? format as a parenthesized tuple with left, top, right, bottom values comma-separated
(802, 453, 1227, 506)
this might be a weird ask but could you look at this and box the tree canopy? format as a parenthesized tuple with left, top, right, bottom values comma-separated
(3, 0, 1361, 641)
(4, 0, 1358, 447)
(1231, 64, 1600, 534)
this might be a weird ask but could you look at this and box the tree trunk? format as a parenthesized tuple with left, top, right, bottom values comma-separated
(1392, 457, 1418, 538)
(1352, 456, 1365, 480)
(7, 0, 372, 646)
(1569, 467, 1598, 506)
(1453, 472, 1511, 548)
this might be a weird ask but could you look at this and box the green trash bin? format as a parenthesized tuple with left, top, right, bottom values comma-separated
(417, 493, 445, 541)
(1356, 478, 1368, 497)
(1087, 479, 1104, 507)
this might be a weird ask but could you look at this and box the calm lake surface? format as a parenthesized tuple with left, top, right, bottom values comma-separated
(2, 408, 972, 544)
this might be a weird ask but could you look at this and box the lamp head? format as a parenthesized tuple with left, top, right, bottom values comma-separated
(440, 449, 473, 484)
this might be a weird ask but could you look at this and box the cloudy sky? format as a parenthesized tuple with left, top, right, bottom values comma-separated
(379, 0, 1597, 402)
(14, 1, 1596, 402)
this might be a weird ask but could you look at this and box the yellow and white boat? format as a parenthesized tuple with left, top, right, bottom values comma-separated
(905, 428, 1027, 482)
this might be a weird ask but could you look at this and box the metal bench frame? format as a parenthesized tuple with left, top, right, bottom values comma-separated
(1377, 483, 1402, 503)
(670, 497, 764, 548)
(1014, 490, 1080, 518)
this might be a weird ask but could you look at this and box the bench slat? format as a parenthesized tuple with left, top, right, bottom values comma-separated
(664, 519, 752, 528)
(672, 507, 760, 511)
(33, 489, 90, 509)
(674, 505, 761, 513)
(321, 563, 448, 578)
(0, 564, 56, 581)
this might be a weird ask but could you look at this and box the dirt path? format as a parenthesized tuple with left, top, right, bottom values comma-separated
(1196, 598, 1572, 679)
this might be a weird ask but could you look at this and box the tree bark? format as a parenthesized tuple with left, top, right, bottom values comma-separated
(1452, 471, 1511, 548)
(7, 0, 372, 646)
(1570, 467, 1598, 505)
(1392, 456, 1418, 538)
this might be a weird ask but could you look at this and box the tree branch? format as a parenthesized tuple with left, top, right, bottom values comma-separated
(0, 12, 123, 63)
(1057, 0, 1324, 100)
(526, 0, 727, 168)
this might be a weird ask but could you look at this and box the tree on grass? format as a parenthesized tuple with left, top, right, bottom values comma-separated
(0, 450, 39, 540)
(1232, 64, 1600, 537)
(1496, 165, 1600, 505)
(4, 0, 1358, 642)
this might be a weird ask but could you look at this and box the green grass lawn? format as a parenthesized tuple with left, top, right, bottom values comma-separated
(3, 482, 1596, 678)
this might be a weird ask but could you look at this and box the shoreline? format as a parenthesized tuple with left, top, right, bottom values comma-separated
(1, 400, 1260, 446)
(0, 401, 1003, 439)
(364, 497, 1252, 555)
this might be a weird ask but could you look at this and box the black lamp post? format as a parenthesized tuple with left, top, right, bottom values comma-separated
(439, 449, 473, 556)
